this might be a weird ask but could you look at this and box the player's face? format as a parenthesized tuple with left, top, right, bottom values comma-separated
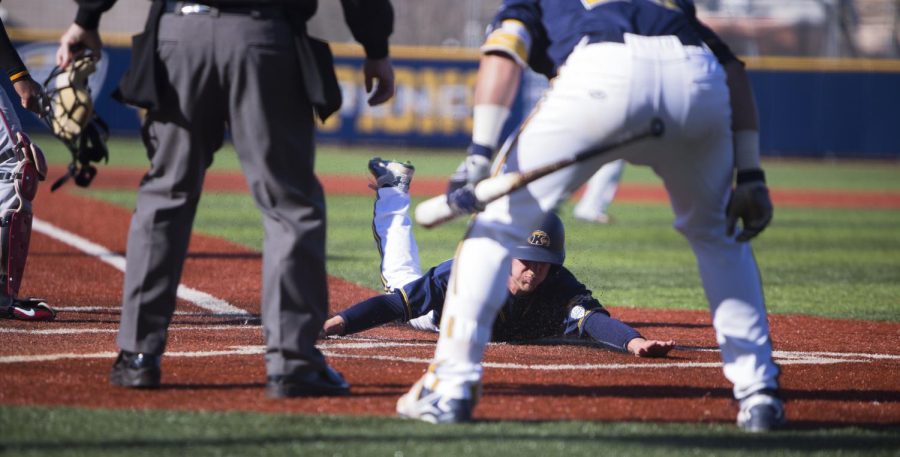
(507, 258, 551, 296)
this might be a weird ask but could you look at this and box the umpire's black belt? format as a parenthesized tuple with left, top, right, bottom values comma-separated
(163, 1, 283, 18)
(586, 31, 703, 47)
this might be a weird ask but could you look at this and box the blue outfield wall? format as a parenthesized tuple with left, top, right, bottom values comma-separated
(752, 69, 900, 158)
(8, 41, 900, 158)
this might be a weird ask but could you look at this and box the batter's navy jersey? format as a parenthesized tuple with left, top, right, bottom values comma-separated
(401, 260, 609, 342)
(492, 0, 738, 78)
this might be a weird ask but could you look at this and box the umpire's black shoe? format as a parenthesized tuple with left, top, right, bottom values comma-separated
(109, 350, 161, 388)
(266, 365, 350, 398)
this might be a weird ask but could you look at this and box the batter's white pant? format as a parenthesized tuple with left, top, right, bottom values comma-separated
(573, 159, 625, 221)
(432, 35, 779, 401)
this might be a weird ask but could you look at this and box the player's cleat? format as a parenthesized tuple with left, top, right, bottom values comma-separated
(396, 376, 477, 424)
(3, 298, 56, 321)
(109, 350, 161, 388)
(266, 365, 350, 398)
(368, 157, 415, 192)
(737, 390, 785, 432)
(2, 299, 54, 321)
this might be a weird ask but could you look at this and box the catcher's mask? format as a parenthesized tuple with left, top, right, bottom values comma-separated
(511, 212, 566, 266)
(40, 52, 109, 191)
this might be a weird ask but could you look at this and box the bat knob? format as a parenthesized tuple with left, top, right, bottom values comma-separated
(650, 118, 665, 137)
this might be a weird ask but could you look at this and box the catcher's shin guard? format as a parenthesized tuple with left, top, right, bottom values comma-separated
(1, 210, 33, 299)
(0, 133, 46, 299)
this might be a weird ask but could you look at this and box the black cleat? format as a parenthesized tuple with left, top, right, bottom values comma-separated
(266, 365, 350, 398)
(109, 350, 161, 388)
(368, 157, 415, 192)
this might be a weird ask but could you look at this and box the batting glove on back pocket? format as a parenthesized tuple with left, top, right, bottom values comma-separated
(726, 169, 773, 242)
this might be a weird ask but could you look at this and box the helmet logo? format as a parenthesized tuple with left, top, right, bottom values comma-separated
(527, 230, 551, 248)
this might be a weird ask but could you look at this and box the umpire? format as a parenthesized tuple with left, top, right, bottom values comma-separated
(55, 0, 395, 397)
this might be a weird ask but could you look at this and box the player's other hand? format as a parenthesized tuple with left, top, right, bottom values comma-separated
(12, 78, 43, 114)
(726, 169, 773, 242)
(56, 23, 102, 68)
(627, 338, 675, 358)
(445, 144, 492, 215)
(364, 57, 395, 106)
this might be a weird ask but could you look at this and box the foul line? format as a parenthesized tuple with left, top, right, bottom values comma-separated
(32, 218, 250, 316)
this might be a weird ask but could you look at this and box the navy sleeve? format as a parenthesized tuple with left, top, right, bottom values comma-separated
(546, 269, 642, 351)
(491, 0, 555, 77)
(580, 312, 642, 353)
(398, 259, 452, 322)
(339, 259, 453, 335)
(549, 267, 611, 337)
(338, 292, 407, 335)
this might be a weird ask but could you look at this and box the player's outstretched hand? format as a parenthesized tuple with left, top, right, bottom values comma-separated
(627, 338, 676, 358)
(320, 315, 346, 339)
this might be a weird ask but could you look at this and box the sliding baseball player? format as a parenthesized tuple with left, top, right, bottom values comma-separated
(323, 157, 675, 359)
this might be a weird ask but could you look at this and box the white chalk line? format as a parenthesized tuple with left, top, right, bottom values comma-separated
(2, 337, 898, 369)
(0, 325, 260, 335)
(32, 218, 250, 316)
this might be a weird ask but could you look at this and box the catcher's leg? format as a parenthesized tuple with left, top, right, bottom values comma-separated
(0, 132, 53, 321)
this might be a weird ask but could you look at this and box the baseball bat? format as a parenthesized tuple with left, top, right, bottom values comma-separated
(415, 118, 665, 228)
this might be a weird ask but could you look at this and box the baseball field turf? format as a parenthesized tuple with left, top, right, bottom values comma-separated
(1, 136, 898, 456)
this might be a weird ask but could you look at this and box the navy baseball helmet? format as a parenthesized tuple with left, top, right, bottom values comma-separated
(510, 212, 566, 265)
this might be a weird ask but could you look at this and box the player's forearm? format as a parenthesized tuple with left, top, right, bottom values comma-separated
(470, 53, 521, 151)
(580, 312, 641, 353)
(475, 53, 521, 108)
(724, 60, 762, 171)
(724, 60, 759, 132)
(337, 293, 407, 335)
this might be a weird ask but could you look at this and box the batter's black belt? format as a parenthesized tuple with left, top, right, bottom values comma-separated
(163, 1, 283, 18)
(586, 31, 703, 47)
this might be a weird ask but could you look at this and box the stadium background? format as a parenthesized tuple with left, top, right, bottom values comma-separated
(2, 0, 900, 157)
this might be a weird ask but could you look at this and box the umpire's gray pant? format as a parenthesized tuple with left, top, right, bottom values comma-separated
(117, 7, 329, 377)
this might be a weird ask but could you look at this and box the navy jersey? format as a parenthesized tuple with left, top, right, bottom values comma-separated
(401, 259, 609, 342)
(491, 0, 738, 78)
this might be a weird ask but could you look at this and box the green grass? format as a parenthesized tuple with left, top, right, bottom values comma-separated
(2, 406, 898, 457)
(52, 133, 900, 318)
(82, 189, 900, 322)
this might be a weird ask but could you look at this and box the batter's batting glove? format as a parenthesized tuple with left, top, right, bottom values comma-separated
(726, 169, 773, 242)
(447, 184, 485, 215)
(445, 143, 493, 214)
(464, 144, 492, 185)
